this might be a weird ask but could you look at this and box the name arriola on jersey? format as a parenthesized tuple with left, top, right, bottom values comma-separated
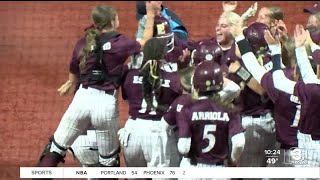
(192, 111, 230, 121)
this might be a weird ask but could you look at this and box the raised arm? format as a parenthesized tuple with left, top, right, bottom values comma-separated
(136, 2, 157, 49)
(234, 36, 268, 84)
(219, 77, 241, 102)
(226, 11, 270, 85)
(295, 25, 320, 84)
(264, 30, 296, 94)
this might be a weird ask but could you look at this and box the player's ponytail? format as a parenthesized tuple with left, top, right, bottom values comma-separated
(178, 66, 195, 94)
(141, 38, 168, 112)
(79, 5, 117, 72)
(79, 28, 101, 72)
(209, 92, 238, 113)
(193, 90, 238, 113)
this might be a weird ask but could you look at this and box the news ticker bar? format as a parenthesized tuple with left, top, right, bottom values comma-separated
(20, 167, 320, 179)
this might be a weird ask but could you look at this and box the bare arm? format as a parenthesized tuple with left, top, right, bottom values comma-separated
(234, 36, 268, 84)
(229, 60, 267, 96)
(57, 72, 78, 96)
(246, 78, 267, 96)
(294, 26, 320, 84)
(263, 30, 296, 95)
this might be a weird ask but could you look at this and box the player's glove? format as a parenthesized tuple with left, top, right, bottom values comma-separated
(57, 80, 73, 96)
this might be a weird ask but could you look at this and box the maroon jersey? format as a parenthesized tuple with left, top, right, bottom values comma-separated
(69, 38, 86, 76)
(294, 82, 320, 140)
(216, 41, 274, 116)
(80, 33, 141, 91)
(260, 68, 299, 148)
(163, 93, 193, 126)
(122, 69, 182, 120)
(178, 99, 244, 165)
(237, 55, 274, 116)
(68, 37, 86, 93)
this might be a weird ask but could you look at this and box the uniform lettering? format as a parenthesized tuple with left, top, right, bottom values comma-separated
(191, 112, 230, 121)
(176, 104, 183, 112)
(161, 79, 170, 88)
(290, 95, 301, 104)
(156, 24, 166, 35)
(133, 76, 143, 84)
(133, 76, 170, 87)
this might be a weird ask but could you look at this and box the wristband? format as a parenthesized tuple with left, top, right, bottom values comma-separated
(236, 39, 252, 55)
(235, 66, 252, 83)
(272, 54, 282, 72)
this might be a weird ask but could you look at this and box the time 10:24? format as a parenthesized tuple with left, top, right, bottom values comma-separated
(264, 150, 281, 155)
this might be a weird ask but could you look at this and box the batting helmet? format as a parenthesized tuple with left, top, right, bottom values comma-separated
(153, 15, 175, 52)
(191, 39, 224, 66)
(193, 61, 224, 93)
(244, 22, 270, 56)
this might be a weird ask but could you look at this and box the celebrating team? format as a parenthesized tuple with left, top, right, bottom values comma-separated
(34, 1, 320, 180)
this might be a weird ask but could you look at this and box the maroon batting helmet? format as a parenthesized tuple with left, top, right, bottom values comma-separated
(193, 61, 224, 93)
(303, 2, 320, 14)
(191, 39, 224, 66)
(153, 15, 174, 52)
(244, 22, 270, 56)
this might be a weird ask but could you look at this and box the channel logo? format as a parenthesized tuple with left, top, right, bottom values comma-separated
(284, 148, 308, 165)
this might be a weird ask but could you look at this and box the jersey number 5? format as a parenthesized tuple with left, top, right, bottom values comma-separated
(202, 124, 217, 153)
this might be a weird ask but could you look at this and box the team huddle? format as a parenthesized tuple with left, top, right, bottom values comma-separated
(34, 1, 320, 180)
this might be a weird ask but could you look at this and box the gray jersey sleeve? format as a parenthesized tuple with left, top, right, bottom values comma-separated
(295, 46, 320, 84)
(241, 52, 268, 84)
(272, 70, 296, 95)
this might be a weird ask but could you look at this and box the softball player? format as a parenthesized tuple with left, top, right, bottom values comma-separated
(227, 12, 302, 170)
(160, 66, 195, 167)
(137, 10, 194, 71)
(161, 41, 242, 168)
(35, 24, 109, 180)
(212, 12, 277, 170)
(36, 4, 156, 169)
(119, 37, 183, 168)
(266, 24, 320, 168)
(177, 61, 245, 174)
(136, 1, 189, 40)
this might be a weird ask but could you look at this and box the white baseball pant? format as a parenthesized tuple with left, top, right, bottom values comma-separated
(50, 85, 120, 166)
(239, 112, 277, 169)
